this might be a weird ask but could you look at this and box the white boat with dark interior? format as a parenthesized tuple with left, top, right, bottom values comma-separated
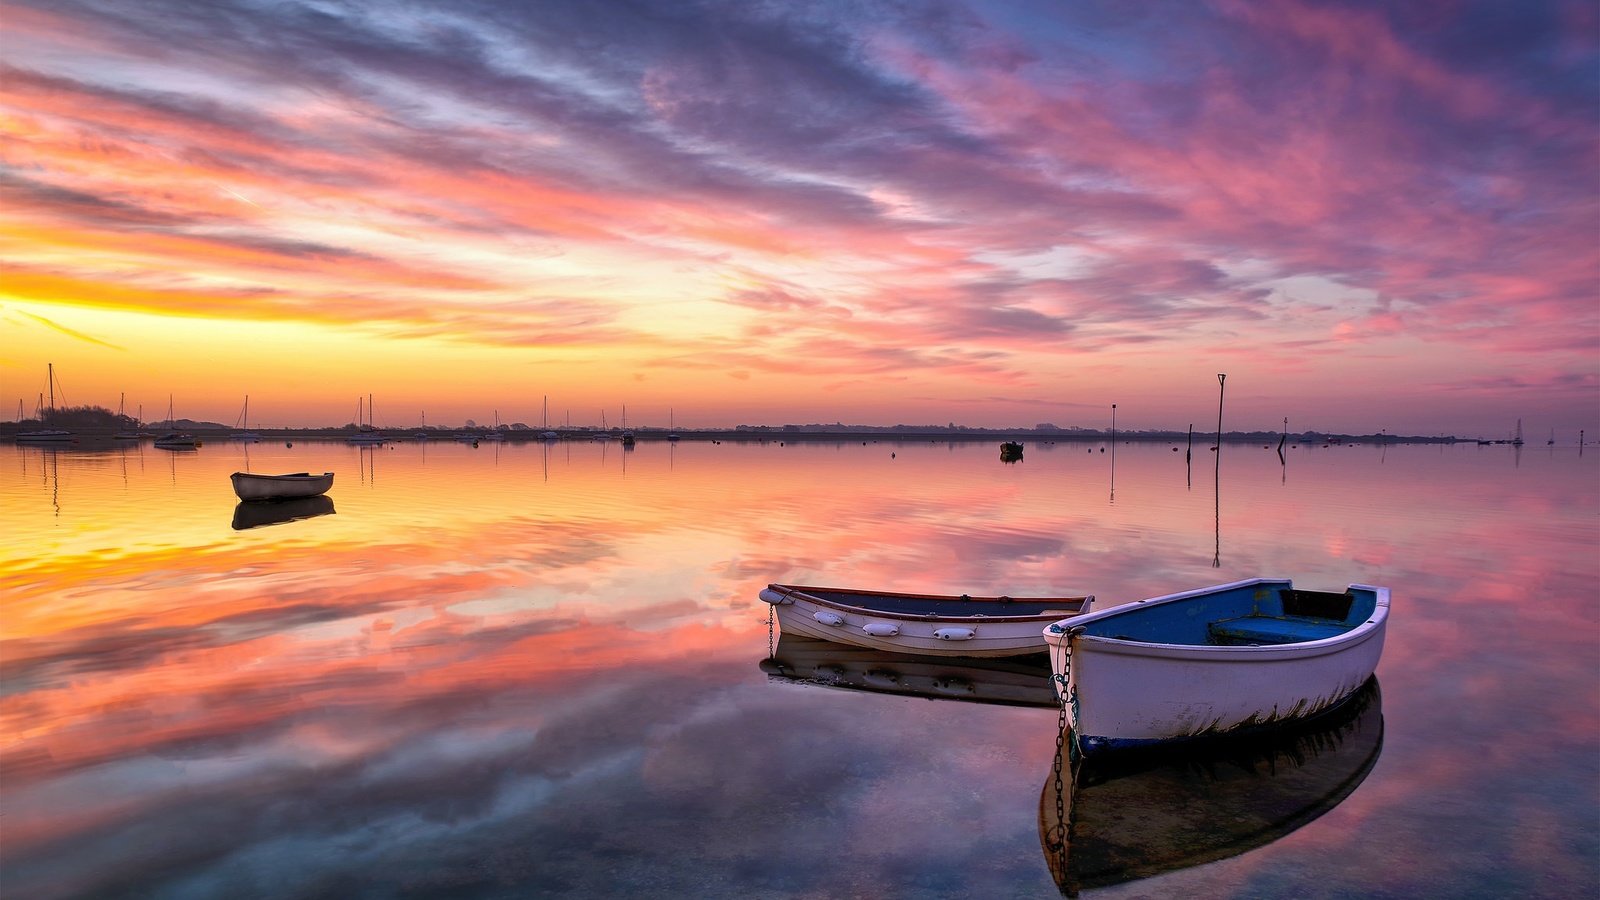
(760, 584, 1094, 657)
(230, 471, 335, 501)
(1044, 577, 1388, 756)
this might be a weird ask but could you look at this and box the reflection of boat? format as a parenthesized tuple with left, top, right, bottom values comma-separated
(760, 584, 1094, 657)
(1044, 578, 1388, 755)
(1000, 441, 1024, 462)
(231, 495, 336, 530)
(1040, 678, 1383, 895)
(230, 471, 334, 500)
(760, 635, 1057, 707)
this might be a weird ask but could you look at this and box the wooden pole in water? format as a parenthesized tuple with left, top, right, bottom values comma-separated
(1214, 375, 1226, 459)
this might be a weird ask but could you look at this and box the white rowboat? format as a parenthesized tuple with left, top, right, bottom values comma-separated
(1043, 577, 1388, 755)
(761, 584, 1094, 657)
(230, 471, 334, 501)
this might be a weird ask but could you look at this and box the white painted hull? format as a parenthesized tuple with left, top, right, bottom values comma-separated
(231, 472, 334, 501)
(1044, 578, 1388, 752)
(762, 585, 1093, 658)
(16, 431, 74, 443)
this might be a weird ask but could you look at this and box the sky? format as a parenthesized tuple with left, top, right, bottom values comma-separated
(1, 0, 1595, 437)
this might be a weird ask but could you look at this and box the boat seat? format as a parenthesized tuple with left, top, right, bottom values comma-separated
(1208, 615, 1348, 645)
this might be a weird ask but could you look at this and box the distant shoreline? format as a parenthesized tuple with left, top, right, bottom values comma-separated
(2, 424, 1468, 445)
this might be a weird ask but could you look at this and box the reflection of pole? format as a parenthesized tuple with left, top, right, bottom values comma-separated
(1186, 424, 1193, 488)
(1110, 404, 1116, 503)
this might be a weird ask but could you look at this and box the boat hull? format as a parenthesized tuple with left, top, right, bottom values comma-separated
(1044, 578, 1388, 753)
(16, 431, 74, 444)
(762, 584, 1093, 658)
(230, 472, 334, 501)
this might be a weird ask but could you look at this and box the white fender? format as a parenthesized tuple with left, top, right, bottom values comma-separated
(813, 610, 845, 626)
(934, 627, 976, 641)
(759, 588, 794, 606)
(862, 622, 900, 637)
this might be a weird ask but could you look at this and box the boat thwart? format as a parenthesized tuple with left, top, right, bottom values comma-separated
(1043, 577, 1388, 755)
(761, 584, 1094, 657)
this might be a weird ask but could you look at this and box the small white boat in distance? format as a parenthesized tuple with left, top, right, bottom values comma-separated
(761, 584, 1094, 657)
(230, 471, 334, 501)
(154, 432, 201, 449)
(1043, 577, 1388, 756)
(16, 430, 75, 444)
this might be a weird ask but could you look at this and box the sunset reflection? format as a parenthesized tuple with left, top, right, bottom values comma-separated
(2, 440, 1596, 897)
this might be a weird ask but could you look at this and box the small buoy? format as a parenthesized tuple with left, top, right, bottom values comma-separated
(285, 441, 292, 448)
(1099, 447, 1105, 453)
(890, 452, 895, 458)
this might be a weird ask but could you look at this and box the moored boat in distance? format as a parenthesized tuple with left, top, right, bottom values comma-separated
(1043, 577, 1388, 756)
(154, 432, 201, 449)
(16, 430, 75, 444)
(230, 471, 334, 501)
(760, 584, 1094, 657)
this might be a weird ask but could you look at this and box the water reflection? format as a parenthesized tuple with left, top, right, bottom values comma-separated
(231, 496, 337, 530)
(1039, 678, 1383, 896)
(761, 634, 1056, 707)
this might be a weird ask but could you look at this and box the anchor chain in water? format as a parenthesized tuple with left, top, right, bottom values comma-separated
(1046, 625, 1085, 896)
(1050, 626, 1085, 765)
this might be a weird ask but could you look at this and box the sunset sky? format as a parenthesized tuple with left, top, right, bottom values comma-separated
(2, 0, 1595, 436)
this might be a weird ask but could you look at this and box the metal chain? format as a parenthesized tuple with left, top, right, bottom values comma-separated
(767, 604, 774, 658)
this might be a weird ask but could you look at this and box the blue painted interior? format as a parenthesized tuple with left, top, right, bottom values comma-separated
(1074, 582, 1378, 646)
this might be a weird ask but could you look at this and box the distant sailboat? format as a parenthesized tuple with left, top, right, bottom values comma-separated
(114, 393, 141, 440)
(17, 363, 74, 444)
(233, 395, 262, 442)
(668, 407, 681, 442)
(414, 410, 429, 440)
(1511, 419, 1525, 447)
(154, 395, 200, 449)
(1547, 428, 1555, 446)
(594, 410, 612, 441)
(348, 394, 385, 444)
(541, 397, 559, 442)
(481, 410, 506, 441)
(620, 405, 635, 447)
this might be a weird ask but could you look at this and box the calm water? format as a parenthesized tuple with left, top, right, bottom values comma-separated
(3, 438, 1596, 899)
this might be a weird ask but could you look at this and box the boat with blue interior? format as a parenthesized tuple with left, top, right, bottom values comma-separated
(1043, 577, 1387, 755)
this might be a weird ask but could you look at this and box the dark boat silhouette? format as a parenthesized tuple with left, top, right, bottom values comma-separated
(231, 495, 336, 530)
